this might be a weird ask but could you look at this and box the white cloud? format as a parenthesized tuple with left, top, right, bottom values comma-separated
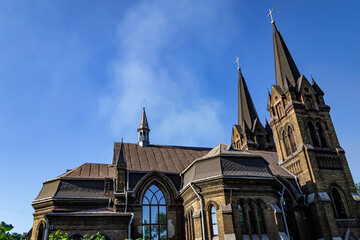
(99, 0, 235, 147)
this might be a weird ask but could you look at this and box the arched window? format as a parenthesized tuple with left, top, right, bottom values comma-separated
(247, 205, 256, 234)
(142, 184, 167, 240)
(210, 205, 218, 237)
(308, 122, 320, 147)
(238, 203, 247, 234)
(37, 222, 45, 240)
(185, 210, 194, 240)
(316, 122, 327, 148)
(256, 204, 266, 234)
(331, 186, 347, 218)
(282, 130, 291, 157)
(288, 126, 297, 153)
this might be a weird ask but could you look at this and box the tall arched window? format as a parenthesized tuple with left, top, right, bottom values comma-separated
(247, 205, 256, 234)
(37, 222, 45, 240)
(316, 122, 327, 148)
(282, 130, 291, 157)
(256, 204, 266, 234)
(288, 126, 297, 153)
(331, 186, 347, 218)
(238, 203, 247, 234)
(308, 122, 320, 147)
(210, 206, 218, 237)
(142, 185, 167, 240)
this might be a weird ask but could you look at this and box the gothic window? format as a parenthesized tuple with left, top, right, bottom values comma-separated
(331, 186, 347, 218)
(308, 122, 320, 147)
(288, 126, 297, 153)
(306, 98, 313, 109)
(247, 205, 256, 234)
(210, 205, 218, 237)
(142, 185, 167, 240)
(316, 122, 327, 148)
(238, 203, 247, 234)
(37, 222, 45, 240)
(256, 204, 266, 234)
(282, 130, 291, 157)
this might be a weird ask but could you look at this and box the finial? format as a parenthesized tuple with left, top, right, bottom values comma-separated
(235, 56, 240, 70)
(267, 9, 274, 23)
(142, 99, 145, 109)
(121, 137, 123, 143)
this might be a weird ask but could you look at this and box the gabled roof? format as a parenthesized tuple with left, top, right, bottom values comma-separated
(113, 142, 211, 173)
(272, 22, 300, 92)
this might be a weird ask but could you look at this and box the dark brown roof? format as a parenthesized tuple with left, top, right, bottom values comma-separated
(245, 149, 292, 177)
(54, 163, 116, 180)
(113, 143, 211, 173)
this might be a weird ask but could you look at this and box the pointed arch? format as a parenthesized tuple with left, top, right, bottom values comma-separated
(282, 130, 291, 157)
(247, 202, 256, 234)
(330, 184, 348, 219)
(208, 204, 218, 237)
(237, 201, 247, 234)
(308, 122, 320, 147)
(36, 221, 45, 240)
(316, 122, 327, 148)
(142, 184, 167, 240)
(133, 170, 177, 204)
(288, 126, 297, 153)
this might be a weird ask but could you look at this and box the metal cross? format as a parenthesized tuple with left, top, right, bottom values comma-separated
(235, 56, 240, 69)
(268, 9, 274, 23)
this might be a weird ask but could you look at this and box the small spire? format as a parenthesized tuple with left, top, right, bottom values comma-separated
(116, 141, 126, 167)
(267, 89, 272, 110)
(311, 75, 324, 95)
(138, 107, 150, 147)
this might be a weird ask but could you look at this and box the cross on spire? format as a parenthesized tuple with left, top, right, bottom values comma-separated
(268, 9, 274, 23)
(235, 56, 240, 69)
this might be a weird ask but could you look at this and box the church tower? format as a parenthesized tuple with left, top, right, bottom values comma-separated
(267, 18, 360, 239)
(231, 64, 275, 150)
(138, 107, 150, 147)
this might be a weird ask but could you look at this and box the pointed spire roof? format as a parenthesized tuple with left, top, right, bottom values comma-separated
(238, 67, 259, 133)
(138, 107, 150, 131)
(116, 142, 126, 167)
(267, 89, 272, 110)
(311, 76, 324, 95)
(272, 21, 300, 92)
(265, 118, 272, 136)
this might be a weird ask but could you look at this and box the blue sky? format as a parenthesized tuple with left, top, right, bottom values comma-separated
(0, 0, 359, 233)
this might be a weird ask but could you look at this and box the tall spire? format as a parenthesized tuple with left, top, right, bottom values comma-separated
(272, 21, 301, 92)
(237, 67, 259, 133)
(138, 107, 150, 147)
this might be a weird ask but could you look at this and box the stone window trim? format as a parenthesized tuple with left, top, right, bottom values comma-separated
(209, 205, 219, 238)
(133, 171, 177, 205)
(142, 184, 168, 240)
(36, 220, 46, 240)
(236, 199, 268, 237)
(329, 184, 350, 219)
(306, 119, 329, 149)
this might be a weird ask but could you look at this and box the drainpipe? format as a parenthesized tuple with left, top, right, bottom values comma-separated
(128, 213, 134, 240)
(43, 213, 50, 240)
(273, 177, 290, 239)
(190, 183, 205, 240)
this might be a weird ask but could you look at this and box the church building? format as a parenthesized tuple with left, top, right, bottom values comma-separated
(31, 17, 360, 240)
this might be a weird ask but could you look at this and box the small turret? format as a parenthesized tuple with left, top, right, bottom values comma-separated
(138, 107, 150, 147)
